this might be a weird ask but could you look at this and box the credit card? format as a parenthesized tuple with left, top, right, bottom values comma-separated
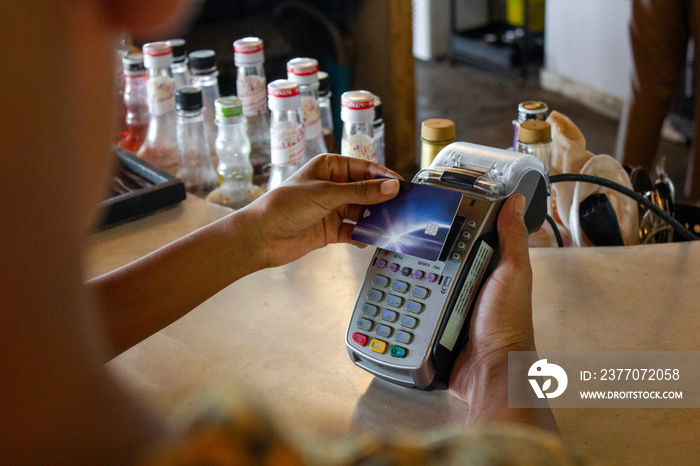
(351, 181, 462, 261)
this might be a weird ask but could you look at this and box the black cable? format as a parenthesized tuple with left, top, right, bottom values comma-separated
(550, 173, 698, 242)
(545, 214, 564, 247)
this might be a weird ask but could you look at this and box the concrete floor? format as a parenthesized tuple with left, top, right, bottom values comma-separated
(414, 58, 695, 205)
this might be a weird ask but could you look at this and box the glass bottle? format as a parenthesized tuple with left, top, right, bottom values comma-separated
(137, 42, 180, 175)
(287, 57, 327, 163)
(267, 79, 305, 191)
(175, 87, 219, 198)
(511, 100, 548, 150)
(166, 38, 189, 89)
(206, 97, 262, 209)
(189, 50, 221, 170)
(517, 119, 553, 216)
(317, 71, 335, 153)
(372, 95, 385, 166)
(118, 52, 149, 154)
(340, 90, 375, 161)
(234, 37, 271, 187)
(420, 118, 455, 170)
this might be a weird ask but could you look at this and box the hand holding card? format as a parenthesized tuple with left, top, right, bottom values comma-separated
(351, 181, 462, 261)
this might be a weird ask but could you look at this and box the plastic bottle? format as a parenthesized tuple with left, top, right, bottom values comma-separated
(234, 37, 271, 187)
(420, 118, 455, 170)
(511, 100, 548, 150)
(287, 57, 327, 163)
(167, 38, 189, 89)
(372, 95, 385, 166)
(118, 52, 149, 154)
(317, 71, 335, 153)
(175, 87, 219, 198)
(206, 97, 263, 209)
(267, 79, 305, 191)
(340, 90, 375, 161)
(137, 42, 180, 175)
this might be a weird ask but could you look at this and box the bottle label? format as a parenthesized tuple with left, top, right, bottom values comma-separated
(237, 75, 267, 116)
(147, 75, 175, 115)
(271, 125, 305, 166)
(300, 96, 322, 140)
(341, 135, 375, 162)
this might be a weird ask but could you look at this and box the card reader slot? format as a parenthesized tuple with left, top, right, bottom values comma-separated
(440, 169, 482, 188)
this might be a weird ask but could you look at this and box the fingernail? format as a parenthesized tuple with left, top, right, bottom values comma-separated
(513, 194, 526, 217)
(381, 179, 400, 195)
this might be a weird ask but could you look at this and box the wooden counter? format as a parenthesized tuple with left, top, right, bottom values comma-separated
(88, 195, 700, 464)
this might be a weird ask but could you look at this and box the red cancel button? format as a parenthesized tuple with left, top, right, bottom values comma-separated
(352, 332, 368, 346)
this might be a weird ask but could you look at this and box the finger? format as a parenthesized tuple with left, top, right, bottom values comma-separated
(496, 194, 531, 269)
(344, 204, 363, 222)
(316, 154, 403, 183)
(338, 222, 367, 247)
(321, 178, 400, 213)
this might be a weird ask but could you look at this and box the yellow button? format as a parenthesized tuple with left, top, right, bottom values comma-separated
(370, 339, 388, 354)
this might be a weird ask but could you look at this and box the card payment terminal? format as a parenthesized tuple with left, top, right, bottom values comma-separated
(345, 142, 549, 390)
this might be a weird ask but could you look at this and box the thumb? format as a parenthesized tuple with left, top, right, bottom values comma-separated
(496, 194, 531, 269)
(331, 178, 400, 207)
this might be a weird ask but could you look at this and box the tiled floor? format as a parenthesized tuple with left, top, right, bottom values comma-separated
(414, 58, 694, 206)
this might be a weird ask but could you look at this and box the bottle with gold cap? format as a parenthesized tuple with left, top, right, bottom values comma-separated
(517, 119, 553, 220)
(420, 118, 455, 170)
(516, 119, 551, 175)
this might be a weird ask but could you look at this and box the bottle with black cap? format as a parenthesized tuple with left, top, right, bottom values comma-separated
(189, 49, 221, 166)
(175, 87, 219, 198)
(166, 38, 189, 88)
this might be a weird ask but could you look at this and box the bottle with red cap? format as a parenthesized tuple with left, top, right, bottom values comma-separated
(234, 37, 271, 187)
(136, 41, 180, 175)
(340, 90, 375, 161)
(117, 52, 149, 154)
(267, 79, 305, 191)
(287, 57, 327, 163)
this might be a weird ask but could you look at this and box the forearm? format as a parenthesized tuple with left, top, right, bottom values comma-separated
(90, 206, 267, 359)
(464, 350, 559, 434)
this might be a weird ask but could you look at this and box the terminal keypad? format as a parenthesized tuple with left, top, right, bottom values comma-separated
(353, 259, 441, 359)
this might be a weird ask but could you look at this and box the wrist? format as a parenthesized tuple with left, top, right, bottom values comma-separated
(218, 205, 270, 278)
(451, 341, 535, 405)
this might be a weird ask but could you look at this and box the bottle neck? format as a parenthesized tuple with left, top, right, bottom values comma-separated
(148, 66, 173, 79)
(216, 119, 247, 137)
(191, 72, 219, 88)
(343, 121, 373, 136)
(271, 109, 303, 126)
(299, 83, 320, 97)
(237, 63, 265, 78)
